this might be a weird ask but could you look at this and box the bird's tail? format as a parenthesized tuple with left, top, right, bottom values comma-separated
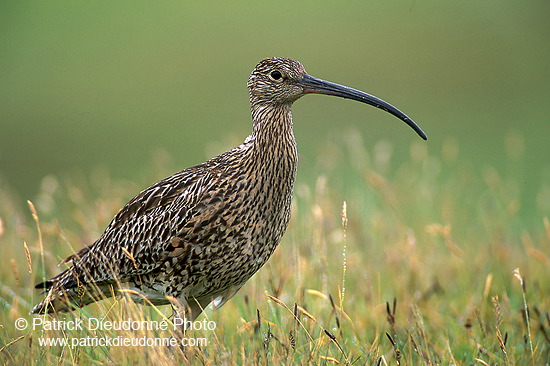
(31, 270, 116, 315)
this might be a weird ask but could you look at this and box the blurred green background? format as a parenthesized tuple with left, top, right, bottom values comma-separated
(1, 1, 549, 222)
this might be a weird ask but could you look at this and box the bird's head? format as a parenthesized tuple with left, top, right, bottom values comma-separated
(248, 57, 427, 140)
(247, 57, 308, 106)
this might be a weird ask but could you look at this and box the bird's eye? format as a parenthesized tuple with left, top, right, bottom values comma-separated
(269, 70, 283, 81)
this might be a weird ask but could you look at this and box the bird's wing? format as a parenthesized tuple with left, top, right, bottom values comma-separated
(45, 165, 223, 290)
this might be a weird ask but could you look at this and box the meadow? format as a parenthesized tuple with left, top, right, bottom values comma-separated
(1, 2, 549, 364)
(1, 134, 548, 365)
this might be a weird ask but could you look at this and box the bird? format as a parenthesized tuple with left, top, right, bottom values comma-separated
(31, 57, 426, 320)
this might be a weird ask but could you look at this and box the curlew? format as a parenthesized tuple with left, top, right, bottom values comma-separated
(32, 57, 426, 320)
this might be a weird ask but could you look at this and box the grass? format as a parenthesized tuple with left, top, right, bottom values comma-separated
(0, 133, 549, 365)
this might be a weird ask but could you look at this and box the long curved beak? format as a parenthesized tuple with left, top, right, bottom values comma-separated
(300, 74, 427, 140)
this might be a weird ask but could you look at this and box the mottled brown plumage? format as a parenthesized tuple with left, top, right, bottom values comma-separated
(32, 57, 426, 318)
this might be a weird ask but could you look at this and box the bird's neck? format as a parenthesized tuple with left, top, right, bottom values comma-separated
(250, 104, 297, 162)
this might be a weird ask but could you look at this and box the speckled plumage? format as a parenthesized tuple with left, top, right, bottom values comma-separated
(32, 57, 426, 318)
